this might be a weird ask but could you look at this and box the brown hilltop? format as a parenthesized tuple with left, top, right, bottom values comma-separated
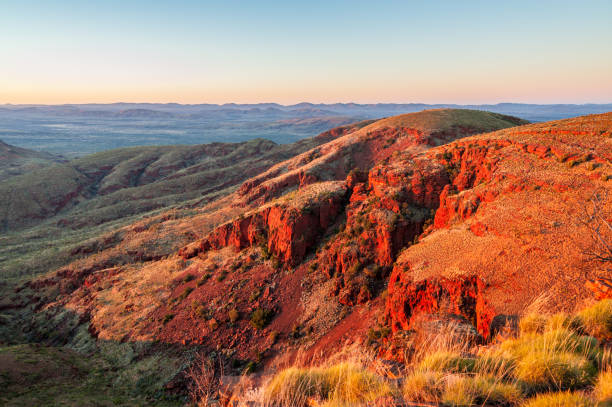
(7, 109, 612, 388)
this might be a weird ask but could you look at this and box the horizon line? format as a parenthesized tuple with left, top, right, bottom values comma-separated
(2, 101, 612, 107)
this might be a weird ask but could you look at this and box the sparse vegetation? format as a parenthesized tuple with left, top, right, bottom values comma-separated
(263, 362, 393, 406)
(250, 308, 274, 329)
(176, 286, 194, 302)
(228, 308, 240, 323)
(253, 300, 612, 407)
(196, 273, 211, 286)
(216, 270, 228, 282)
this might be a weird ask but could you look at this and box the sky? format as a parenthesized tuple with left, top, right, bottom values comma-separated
(1, 0, 611, 105)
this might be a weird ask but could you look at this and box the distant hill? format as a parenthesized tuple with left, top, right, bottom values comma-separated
(0, 140, 64, 181)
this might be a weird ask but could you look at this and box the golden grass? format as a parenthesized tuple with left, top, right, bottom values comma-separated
(577, 299, 612, 341)
(402, 370, 444, 403)
(417, 350, 476, 374)
(595, 370, 612, 405)
(243, 302, 611, 407)
(515, 351, 596, 393)
(442, 374, 523, 406)
(263, 362, 394, 407)
(521, 391, 595, 407)
(520, 314, 548, 335)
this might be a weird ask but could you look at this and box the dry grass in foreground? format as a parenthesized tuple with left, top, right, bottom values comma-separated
(205, 299, 612, 406)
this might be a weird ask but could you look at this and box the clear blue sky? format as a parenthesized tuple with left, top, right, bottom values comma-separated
(1, 0, 611, 104)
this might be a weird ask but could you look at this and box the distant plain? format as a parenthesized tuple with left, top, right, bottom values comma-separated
(2, 102, 611, 157)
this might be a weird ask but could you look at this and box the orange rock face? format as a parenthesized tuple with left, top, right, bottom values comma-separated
(386, 270, 496, 338)
(182, 185, 347, 266)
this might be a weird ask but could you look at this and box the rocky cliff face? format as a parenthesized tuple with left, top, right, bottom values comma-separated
(181, 182, 348, 266)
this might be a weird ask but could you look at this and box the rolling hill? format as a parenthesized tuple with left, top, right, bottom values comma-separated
(0, 140, 64, 182)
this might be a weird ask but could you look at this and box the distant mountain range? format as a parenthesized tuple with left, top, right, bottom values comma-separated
(2, 102, 611, 122)
(1, 102, 610, 158)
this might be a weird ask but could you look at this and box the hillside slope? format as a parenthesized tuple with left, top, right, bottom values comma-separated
(4, 110, 526, 351)
(7, 109, 612, 403)
(0, 140, 64, 182)
(0, 120, 376, 281)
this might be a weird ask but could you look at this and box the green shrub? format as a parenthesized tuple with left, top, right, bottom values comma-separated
(177, 286, 194, 302)
(521, 391, 595, 407)
(250, 308, 274, 330)
(216, 270, 228, 282)
(183, 273, 195, 282)
(249, 288, 262, 303)
(243, 360, 257, 374)
(162, 314, 174, 324)
(268, 330, 279, 344)
(191, 300, 209, 319)
(196, 273, 211, 286)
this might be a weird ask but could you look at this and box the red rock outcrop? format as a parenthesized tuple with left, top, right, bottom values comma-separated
(181, 184, 348, 266)
(386, 269, 496, 338)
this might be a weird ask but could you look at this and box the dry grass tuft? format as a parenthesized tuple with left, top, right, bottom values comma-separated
(577, 299, 612, 341)
(263, 362, 394, 407)
(595, 370, 612, 405)
(521, 391, 595, 407)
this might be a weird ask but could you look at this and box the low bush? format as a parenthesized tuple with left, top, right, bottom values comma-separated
(216, 270, 228, 282)
(177, 287, 194, 302)
(196, 273, 210, 286)
(250, 308, 274, 330)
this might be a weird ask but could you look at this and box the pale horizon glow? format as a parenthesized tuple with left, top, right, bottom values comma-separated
(1, 0, 611, 105)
